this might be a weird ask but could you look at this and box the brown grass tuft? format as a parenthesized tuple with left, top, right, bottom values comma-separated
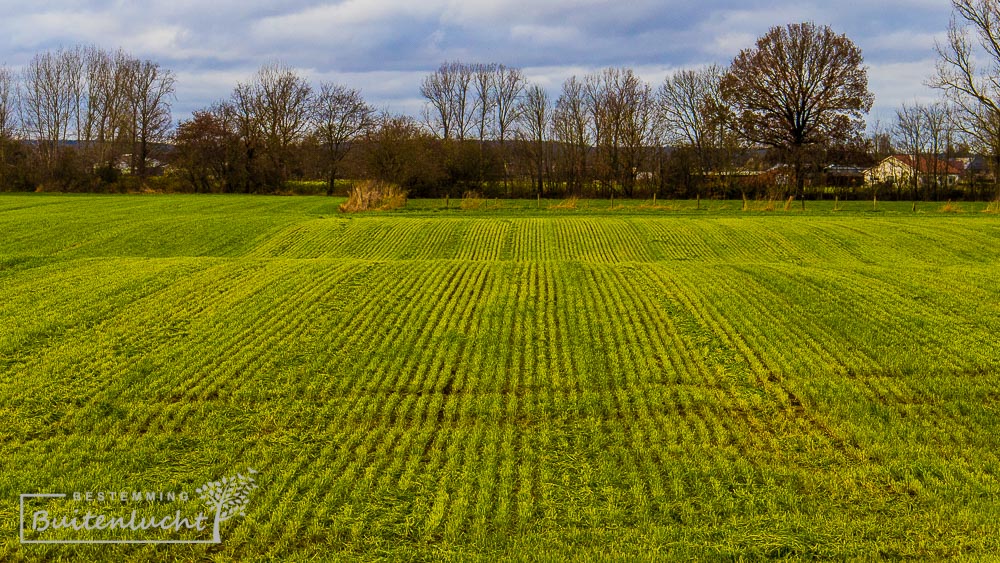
(461, 190, 486, 210)
(744, 198, 776, 212)
(939, 200, 964, 213)
(984, 199, 1000, 214)
(549, 196, 579, 210)
(338, 180, 407, 212)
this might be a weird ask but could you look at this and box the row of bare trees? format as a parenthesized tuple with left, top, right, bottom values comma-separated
(173, 61, 745, 198)
(175, 63, 377, 195)
(6, 5, 1000, 200)
(0, 46, 175, 190)
(415, 61, 748, 199)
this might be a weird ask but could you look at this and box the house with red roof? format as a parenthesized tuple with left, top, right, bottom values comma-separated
(864, 154, 964, 187)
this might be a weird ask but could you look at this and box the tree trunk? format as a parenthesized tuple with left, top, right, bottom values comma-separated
(327, 165, 337, 197)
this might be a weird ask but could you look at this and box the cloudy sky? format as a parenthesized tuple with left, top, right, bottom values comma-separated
(0, 0, 952, 126)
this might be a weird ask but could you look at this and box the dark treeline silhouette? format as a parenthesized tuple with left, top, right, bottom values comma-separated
(2, 6, 1000, 201)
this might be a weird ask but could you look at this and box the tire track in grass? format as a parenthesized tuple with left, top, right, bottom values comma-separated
(166, 261, 352, 402)
(660, 267, 823, 456)
(493, 263, 531, 532)
(326, 263, 467, 491)
(467, 262, 519, 540)
(760, 264, 992, 456)
(597, 265, 680, 521)
(436, 265, 497, 542)
(674, 265, 874, 463)
(595, 266, 712, 454)
(399, 263, 491, 539)
(515, 262, 541, 531)
(263, 261, 445, 532)
(0, 258, 206, 366)
(536, 261, 565, 528)
(457, 219, 507, 261)
(441, 343, 490, 542)
(317, 261, 437, 398)
(639, 218, 721, 261)
(5, 259, 279, 439)
(620, 264, 768, 460)
(117, 261, 358, 441)
(322, 262, 486, 540)
(573, 265, 650, 525)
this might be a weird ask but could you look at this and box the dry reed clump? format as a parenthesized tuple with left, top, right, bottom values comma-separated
(983, 199, 1000, 214)
(637, 202, 680, 211)
(461, 190, 486, 210)
(338, 180, 407, 212)
(939, 200, 964, 213)
(743, 198, 777, 212)
(549, 196, 579, 210)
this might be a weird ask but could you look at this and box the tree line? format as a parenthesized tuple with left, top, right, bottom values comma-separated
(1, 1, 999, 201)
(0, 46, 174, 191)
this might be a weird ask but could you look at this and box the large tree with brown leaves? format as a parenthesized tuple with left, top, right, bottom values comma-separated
(721, 22, 873, 207)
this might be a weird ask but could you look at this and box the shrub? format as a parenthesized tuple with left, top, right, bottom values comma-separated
(338, 180, 407, 212)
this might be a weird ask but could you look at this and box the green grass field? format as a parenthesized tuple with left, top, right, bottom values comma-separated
(2, 194, 1000, 560)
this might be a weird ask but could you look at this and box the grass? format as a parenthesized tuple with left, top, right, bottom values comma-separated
(1, 194, 1000, 560)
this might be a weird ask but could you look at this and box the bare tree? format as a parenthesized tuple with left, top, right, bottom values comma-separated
(0, 65, 16, 142)
(473, 63, 497, 142)
(62, 46, 87, 144)
(0, 65, 16, 188)
(923, 102, 955, 197)
(232, 63, 312, 190)
(721, 22, 874, 207)
(473, 63, 497, 185)
(583, 68, 656, 197)
(19, 49, 78, 173)
(894, 102, 930, 199)
(867, 117, 893, 163)
(552, 76, 592, 194)
(420, 62, 476, 141)
(492, 64, 525, 192)
(420, 64, 456, 140)
(517, 84, 551, 196)
(129, 59, 175, 179)
(617, 70, 657, 197)
(83, 48, 135, 168)
(933, 0, 1000, 197)
(658, 65, 729, 188)
(312, 83, 374, 195)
